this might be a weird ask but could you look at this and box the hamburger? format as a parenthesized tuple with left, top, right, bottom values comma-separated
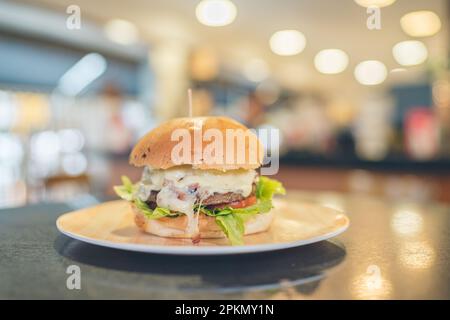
(114, 116, 285, 245)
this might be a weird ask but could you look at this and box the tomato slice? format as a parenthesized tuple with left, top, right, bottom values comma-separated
(214, 195, 257, 209)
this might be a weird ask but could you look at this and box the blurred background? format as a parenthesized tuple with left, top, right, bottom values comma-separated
(0, 0, 449, 208)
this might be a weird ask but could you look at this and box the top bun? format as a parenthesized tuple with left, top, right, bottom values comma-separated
(130, 116, 264, 171)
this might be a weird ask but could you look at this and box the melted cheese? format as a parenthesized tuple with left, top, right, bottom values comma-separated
(138, 166, 256, 200)
(156, 187, 198, 235)
(136, 166, 257, 236)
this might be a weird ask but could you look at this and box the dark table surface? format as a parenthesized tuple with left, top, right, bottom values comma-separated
(1, 191, 449, 299)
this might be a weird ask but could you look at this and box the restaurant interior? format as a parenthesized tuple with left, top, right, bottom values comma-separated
(0, 0, 449, 208)
(0, 0, 449, 300)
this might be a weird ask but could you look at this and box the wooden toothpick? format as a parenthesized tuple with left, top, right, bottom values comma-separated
(188, 88, 193, 118)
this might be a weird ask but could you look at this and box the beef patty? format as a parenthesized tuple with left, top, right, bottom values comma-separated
(145, 184, 256, 209)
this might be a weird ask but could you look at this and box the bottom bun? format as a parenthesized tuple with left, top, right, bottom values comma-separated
(131, 203, 274, 238)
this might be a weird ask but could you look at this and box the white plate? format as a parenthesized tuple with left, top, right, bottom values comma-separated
(56, 199, 349, 255)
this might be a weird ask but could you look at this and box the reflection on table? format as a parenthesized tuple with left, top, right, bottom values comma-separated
(0, 190, 448, 299)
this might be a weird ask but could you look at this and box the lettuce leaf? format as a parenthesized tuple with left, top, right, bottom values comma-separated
(134, 198, 179, 219)
(215, 214, 245, 246)
(114, 176, 178, 219)
(257, 176, 286, 201)
(198, 199, 272, 217)
(113, 176, 136, 201)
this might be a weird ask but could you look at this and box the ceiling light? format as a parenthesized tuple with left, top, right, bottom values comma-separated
(270, 30, 306, 56)
(58, 53, 107, 96)
(104, 19, 139, 45)
(354, 0, 396, 8)
(390, 68, 406, 73)
(314, 49, 349, 74)
(400, 11, 441, 37)
(195, 0, 237, 27)
(393, 40, 428, 66)
(354, 60, 387, 86)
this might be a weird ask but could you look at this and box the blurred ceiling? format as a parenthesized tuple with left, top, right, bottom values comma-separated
(8, 0, 450, 92)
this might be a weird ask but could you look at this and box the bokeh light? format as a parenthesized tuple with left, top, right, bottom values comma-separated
(30, 131, 60, 163)
(269, 30, 306, 56)
(400, 11, 441, 37)
(392, 40, 428, 66)
(354, 0, 396, 8)
(391, 206, 423, 236)
(314, 49, 349, 74)
(195, 0, 237, 27)
(58, 53, 107, 96)
(62, 152, 88, 176)
(58, 129, 85, 153)
(104, 19, 139, 45)
(0, 134, 24, 165)
(351, 267, 393, 299)
(399, 241, 436, 269)
(354, 60, 387, 86)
